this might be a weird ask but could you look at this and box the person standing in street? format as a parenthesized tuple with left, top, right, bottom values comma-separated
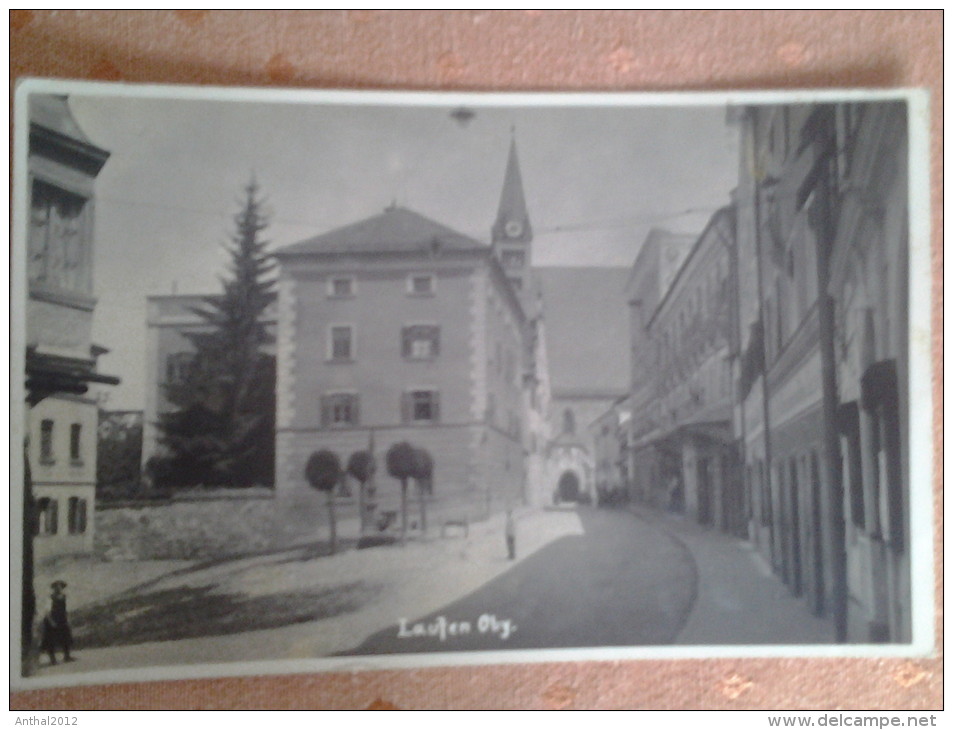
(40, 580, 73, 666)
(505, 510, 516, 560)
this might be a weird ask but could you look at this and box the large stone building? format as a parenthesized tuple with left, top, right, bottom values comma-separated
(733, 101, 912, 642)
(140, 137, 635, 521)
(535, 266, 632, 503)
(272, 204, 530, 526)
(24, 95, 117, 559)
(625, 228, 695, 506)
(626, 209, 740, 531)
(490, 138, 632, 505)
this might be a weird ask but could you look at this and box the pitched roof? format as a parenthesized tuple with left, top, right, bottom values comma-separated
(535, 266, 631, 394)
(275, 206, 488, 257)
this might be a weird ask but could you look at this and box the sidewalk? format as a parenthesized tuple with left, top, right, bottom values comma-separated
(629, 506, 835, 645)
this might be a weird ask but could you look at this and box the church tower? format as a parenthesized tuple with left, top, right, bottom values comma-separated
(491, 134, 533, 309)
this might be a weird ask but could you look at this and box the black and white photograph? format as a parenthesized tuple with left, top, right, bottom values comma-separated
(10, 81, 933, 689)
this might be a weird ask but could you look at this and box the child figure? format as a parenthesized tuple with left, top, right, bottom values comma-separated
(40, 580, 73, 665)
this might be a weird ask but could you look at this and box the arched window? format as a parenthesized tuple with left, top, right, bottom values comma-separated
(562, 408, 576, 436)
(35, 497, 58, 536)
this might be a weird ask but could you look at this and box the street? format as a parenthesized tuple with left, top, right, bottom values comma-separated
(37, 503, 833, 679)
(345, 506, 697, 653)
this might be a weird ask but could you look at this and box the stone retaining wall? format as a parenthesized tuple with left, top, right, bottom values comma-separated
(94, 493, 353, 561)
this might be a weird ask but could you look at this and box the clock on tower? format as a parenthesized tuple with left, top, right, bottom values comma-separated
(504, 219, 524, 239)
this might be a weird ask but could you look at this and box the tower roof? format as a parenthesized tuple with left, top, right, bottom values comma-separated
(30, 95, 95, 145)
(491, 135, 533, 244)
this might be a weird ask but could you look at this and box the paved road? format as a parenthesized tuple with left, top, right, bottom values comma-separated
(343, 506, 697, 654)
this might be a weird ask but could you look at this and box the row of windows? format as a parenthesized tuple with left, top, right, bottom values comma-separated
(165, 325, 444, 383)
(328, 325, 441, 362)
(326, 273, 435, 299)
(33, 496, 88, 536)
(320, 390, 441, 427)
(38, 419, 84, 465)
(28, 179, 90, 294)
(657, 262, 728, 355)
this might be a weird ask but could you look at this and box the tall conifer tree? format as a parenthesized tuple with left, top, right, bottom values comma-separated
(150, 178, 277, 488)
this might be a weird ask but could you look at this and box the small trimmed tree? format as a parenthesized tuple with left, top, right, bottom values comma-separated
(305, 450, 342, 555)
(411, 447, 434, 535)
(385, 441, 416, 542)
(347, 449, 376, 533)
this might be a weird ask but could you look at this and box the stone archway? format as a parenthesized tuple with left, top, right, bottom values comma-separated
(556, 470, 581, 503)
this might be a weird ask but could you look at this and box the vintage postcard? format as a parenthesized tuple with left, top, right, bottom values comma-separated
(9, 80, 934, 689)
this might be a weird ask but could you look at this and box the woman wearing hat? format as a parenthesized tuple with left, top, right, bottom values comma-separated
(40, 580, 73, 665)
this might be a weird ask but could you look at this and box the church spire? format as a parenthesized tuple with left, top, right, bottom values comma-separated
(492, 133, 533, 245)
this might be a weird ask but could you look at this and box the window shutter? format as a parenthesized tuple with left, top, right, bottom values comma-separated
(432, 391, 441, 423)
(49, 499, 58, 535)
(78, 499, 87, 534)
(68, 497, 77, 534)
(320, 396, 330, 427)
(401, 392, 411, 423)
(431, 327, 440, 356)
(402, 327, 411, 358)
(351, 395, 360, 426)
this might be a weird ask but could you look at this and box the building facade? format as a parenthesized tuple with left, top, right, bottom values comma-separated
(273, 205, 528, 526)
(535, 266, 632, 503)
(137, 137, 642, 522)
(627, 209, 740, 530)
(734, 101, 912, 642)
(25, 95, 115, 559)
(625, 228, 695, 506)
(590, 394, 632, 505)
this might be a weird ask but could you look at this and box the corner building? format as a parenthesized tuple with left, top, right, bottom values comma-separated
(25, 95, 116, 559)
(273, 206, 527, 523)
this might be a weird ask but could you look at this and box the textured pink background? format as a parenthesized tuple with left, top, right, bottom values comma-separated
(9, 9, 942, 710)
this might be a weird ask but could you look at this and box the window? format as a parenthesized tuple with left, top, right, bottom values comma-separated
(402, 325, 440, 360)
(68, 497, 87, 535)
(407, 274, 435, 296)
(321, 392, 359, 427)
(28, 180, 88, 292)
(39, 419, 54, 464)
(402, 390, 440, 423)
(328, 276, 355, 298)
(69, 424, 82, 463)
(329, 325, 354, 361)
(501, 250, 525, 268)
(562, 408, 576, 435)
(35, 497, 58, 536)
(166, 352, 195, 384)
(838, 402, 865, 529)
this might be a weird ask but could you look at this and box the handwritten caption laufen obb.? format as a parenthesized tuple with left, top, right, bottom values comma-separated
(397, 614, 515, 642)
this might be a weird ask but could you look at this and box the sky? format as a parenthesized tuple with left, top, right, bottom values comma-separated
(57, 90, 740, 410)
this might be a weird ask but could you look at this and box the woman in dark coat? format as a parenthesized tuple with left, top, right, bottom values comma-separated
(40, 580, 73, 665)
